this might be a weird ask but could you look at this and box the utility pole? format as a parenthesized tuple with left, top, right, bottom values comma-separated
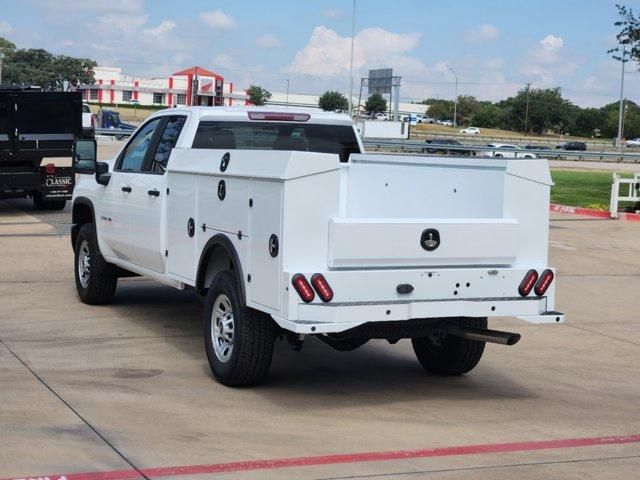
(616, 47, 627, 148)
(285, 79, 290, 107)
(449, 67, 458, 128)
(524, 83, 531, 136)
(347, 0, 356, 118)
(0, 50, 4, 85)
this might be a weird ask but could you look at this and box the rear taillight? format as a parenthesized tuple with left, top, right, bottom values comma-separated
(518, 269, 538, 297)
(311, 274, 334, 303)
(534, 269, 554, 296)
(45, 163, 56, 174)
(292, 274, 315, 303)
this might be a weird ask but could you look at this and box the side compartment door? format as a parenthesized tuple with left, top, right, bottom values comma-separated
(129, 115, 187, 273)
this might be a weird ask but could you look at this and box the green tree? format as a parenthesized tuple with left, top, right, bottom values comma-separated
(455, 95, 480, 125)
(470, 103, 500, 128)
(425, 100, 452, 120)
(318, 90, 349, 112)
(365, 93, 387, 114)
(247, 84, 272, 106)
(0, 39, 96, 89)
(318, 90, 348, 111)
(609, 4, 640, 67)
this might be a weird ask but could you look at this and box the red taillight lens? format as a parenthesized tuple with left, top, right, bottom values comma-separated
(518, 269, 539, 296)
(45, 163, 56, 174)
(292, 274, 315, 303)
(534, 269, 554, 296)
(311, 274, 334, 303)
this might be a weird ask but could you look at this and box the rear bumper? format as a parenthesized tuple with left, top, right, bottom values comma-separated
(274, 298, 563, 334)
(274, 267, 563, 334)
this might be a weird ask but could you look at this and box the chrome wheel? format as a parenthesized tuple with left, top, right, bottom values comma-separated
(211, 293, 234, 363)
(78, 240, 91, 288)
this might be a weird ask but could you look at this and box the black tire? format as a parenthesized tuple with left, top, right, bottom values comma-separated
(74, 223, 118, 305)
(318, 334, 370, 351)
(204, 271, 276, 386)
(411, 317, 487, 376)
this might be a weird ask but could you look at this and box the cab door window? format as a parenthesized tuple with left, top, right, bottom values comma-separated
(148, 116, 187, 173)
(117, 118, 162, 172)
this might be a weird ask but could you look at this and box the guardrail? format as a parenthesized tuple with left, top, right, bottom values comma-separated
(94, 128, 133, 138)
(362, 139, 640, 163)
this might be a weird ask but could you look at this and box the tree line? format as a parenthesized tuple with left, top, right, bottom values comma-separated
(0, 37, 96, 90)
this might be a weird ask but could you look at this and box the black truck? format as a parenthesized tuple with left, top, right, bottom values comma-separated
(0, 88, 82, 210)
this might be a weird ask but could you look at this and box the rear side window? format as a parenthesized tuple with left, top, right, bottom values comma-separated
(192, 121, 360, 162)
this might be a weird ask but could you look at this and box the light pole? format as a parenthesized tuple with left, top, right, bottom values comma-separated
(449, 67, 458, 128)
(0, 50, 4, 85)
(347, 0, 356, 118)
(524, 83, 531, 136)
(616, 47, 627, 148)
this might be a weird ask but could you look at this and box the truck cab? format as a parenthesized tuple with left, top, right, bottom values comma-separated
(71, 106, 562, 387)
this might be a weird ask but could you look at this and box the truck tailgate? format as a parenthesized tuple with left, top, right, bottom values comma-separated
(328, 218, 518, 268)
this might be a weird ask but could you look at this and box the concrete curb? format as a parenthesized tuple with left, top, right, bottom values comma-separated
(550, 203, 640, 222)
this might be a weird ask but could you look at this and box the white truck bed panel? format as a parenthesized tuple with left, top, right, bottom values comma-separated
(328, 218, 518, 268)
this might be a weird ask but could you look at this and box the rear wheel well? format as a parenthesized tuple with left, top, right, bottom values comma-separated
(196, 235, 245, 306)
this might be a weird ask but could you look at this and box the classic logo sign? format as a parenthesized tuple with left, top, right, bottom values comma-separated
(45, 176, 73, 187)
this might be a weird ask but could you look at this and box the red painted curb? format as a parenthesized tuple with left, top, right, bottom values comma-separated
(6, 434, 640, 480)
(550, 203, 640, 221)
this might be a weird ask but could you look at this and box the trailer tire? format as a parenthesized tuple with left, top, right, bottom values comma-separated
(411, 317, 487, 376)
(74, 223, 118, 305)
(204, 271, 276, 386)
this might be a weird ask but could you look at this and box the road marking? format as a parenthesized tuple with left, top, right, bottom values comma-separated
(4, 434, 640, 480)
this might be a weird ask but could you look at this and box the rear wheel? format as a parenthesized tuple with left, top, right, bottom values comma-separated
(204, 271, 277, 386)
(411, 317, 487, 376)
(74, 223, 118, 304)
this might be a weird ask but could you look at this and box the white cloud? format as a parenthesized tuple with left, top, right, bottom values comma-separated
(199, 9, 236, 31)
(142, 20, 176, 40)
(212, 53, 240, 71)
(96, 14, 148, 36)
(520, 34, 578, 87)
(255, 34, 282, 48)
(0, 21, 12, 35)
(30, 0, 143, 14)
(60, 39, 76, 47)
(465, 24, 499, 44)
(322, 8, 341, 18)
(285, 26, 422, 76)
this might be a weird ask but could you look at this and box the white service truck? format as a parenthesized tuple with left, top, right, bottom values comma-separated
(71, 107, 563, 386)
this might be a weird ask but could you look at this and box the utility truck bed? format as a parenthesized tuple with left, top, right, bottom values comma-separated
(71, 106, 563, 387)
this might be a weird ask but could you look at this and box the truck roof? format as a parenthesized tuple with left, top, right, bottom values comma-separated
(151, 106, 355, 126)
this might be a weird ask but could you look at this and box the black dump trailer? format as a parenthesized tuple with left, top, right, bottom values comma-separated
(0, 88, 82, 210)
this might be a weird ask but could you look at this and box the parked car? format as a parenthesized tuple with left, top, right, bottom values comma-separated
(374, 112, 388, 121)
(524, 144, 551, 150)
(459, 127, 480, 135)
(481, 144, 537, 159)
(82, 103, 95, 138)
(626, 138, 640, 147)
(423, 139, 474, 156)
(556, 141, 587, 151)
(70, 106, 562, 386)
(418, 116, 436, 124)
(437, 119, 453, 127)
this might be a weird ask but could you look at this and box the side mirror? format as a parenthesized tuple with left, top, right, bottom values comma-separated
(73, 138, 97, 174)
(95, 162, 111, 186)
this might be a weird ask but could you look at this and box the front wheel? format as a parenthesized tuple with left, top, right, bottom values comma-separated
(411, 317, 487, 376)
(74, 223, 118, 304)
(204, 271, 277, 386)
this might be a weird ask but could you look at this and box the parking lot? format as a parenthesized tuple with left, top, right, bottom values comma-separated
(1, 183, 640, 479)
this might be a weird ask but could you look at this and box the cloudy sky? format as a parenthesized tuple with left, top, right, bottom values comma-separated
(2, 0, 639, 107)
